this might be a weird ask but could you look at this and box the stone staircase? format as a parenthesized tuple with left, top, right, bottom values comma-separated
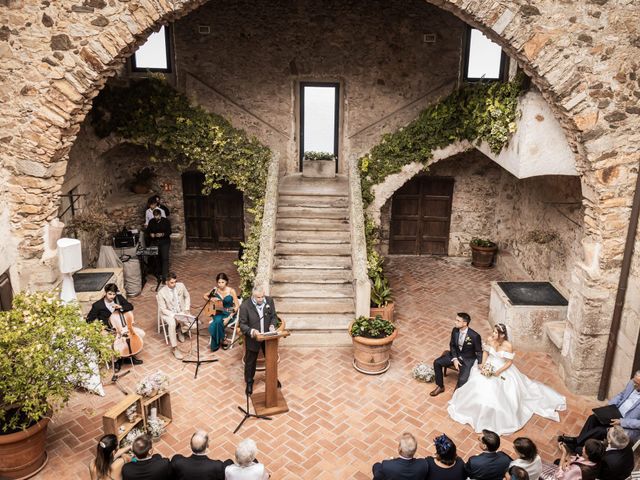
(272, 174, 354, 346)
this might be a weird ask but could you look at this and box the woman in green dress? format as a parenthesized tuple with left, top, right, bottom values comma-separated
(204, 272, 239, 352)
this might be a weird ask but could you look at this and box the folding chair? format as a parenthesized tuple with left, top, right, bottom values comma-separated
(225, 297, 242, 349)
(156, 293, 169, 345)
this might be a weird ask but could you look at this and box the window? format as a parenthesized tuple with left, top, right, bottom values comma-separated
(300, 82, 340, 170)
(132, 26, 171, 72)
(463, 27, 507, 82)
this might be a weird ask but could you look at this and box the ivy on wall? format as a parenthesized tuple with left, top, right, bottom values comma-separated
(92, 77, 271, 296)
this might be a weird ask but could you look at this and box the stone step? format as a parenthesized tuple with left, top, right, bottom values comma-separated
(544, 320, 565, 350)
(279, 174, 348, 196)
(280, 329, 352, 347)
(278, 195, 348, 208)
(276, 230, 350, 244)
(272, 268, 352, 283)
(277, 218, 349, 231)
(279, 312, 354, 329)
(274, 297, 355, 314)
(271, 282, 353, 298)
(273, 255, 351, 269)
(275, 242, 351, 256)
(277, 206, 348, 220)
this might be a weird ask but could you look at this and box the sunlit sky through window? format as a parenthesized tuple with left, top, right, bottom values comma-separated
(467, 29, 502, 79)
(303, 86, 337, 154)
(134, 26, 168, 70)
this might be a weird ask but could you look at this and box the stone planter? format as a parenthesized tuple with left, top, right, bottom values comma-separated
(0, 416, 50, 479)
(349, 320, 398, 375)
(302, 159, 335, 178)
(241, 318, 286, 371)
(470, 243, 498, 269)
(370, 302, 395, 322)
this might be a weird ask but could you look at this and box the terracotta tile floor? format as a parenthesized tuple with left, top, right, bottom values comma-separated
(35, 251, 597, 479)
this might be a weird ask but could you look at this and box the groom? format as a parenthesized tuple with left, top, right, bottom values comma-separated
(430, 312, 483, 397)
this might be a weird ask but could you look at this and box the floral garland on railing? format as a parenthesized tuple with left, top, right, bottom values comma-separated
(92, 77, 272, 296)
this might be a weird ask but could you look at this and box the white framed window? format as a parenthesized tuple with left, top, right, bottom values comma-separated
(132, 26, 171, 72)
(463, 27, 506, 82)
(299, 82, 340, 171)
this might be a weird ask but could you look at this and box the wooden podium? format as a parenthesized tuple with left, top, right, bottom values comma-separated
(251, 330, 290, 416)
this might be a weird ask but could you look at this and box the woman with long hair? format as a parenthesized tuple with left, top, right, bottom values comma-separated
(89, 434, 131, 480)
(204, 272, 239, 352)
(448, 323, 566, 435)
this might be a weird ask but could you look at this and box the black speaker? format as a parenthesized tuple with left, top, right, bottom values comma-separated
(113, 236, 135, 248)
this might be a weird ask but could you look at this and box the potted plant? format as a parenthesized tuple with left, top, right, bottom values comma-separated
(302, 151, 336, 178)
(130, 166, 156, 194)
(370, 273, 395, 322)
(0, 292, 114, 479)
(349, 315, 397, 374)
(470, 237, 498, 269)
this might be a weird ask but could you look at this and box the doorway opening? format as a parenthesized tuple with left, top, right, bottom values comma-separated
(182, 172, 244, 250)
(299, 82, 340, 172)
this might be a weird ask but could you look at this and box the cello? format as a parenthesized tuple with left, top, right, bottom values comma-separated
(109, 297, 144, 358)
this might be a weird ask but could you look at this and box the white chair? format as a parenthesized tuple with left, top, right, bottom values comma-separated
(156, 293, 169, 345)
(225, 297, 242, 349)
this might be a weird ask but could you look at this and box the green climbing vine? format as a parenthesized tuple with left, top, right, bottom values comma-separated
(92, 77, 271, 296)
(360, 75, 526, 289)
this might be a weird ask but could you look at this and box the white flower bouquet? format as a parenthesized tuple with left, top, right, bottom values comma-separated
(480, 363, 505, 380)
(120, 427, 145, 448)
(412, 362, 435, 383)
(135, 370, 170, 397)
(146, 416, 166, 438)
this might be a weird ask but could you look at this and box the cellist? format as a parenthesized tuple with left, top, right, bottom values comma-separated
(87, 283, 144, 372)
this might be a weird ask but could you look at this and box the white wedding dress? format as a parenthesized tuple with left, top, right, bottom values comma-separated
(447, 345, 566, 435)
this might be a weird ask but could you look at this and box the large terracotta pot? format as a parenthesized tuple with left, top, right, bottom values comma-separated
(240, 318, 285, 371)
(470, 243, 498, 269)
(349, 320, 398, 375)
(370, 302, 395, 322)
(0, 416, 50, 479)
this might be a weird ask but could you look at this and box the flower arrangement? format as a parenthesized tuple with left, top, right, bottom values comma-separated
(412, 362, 435, 383)
(303, 151, 335, 161)
(125, 404, 138, 423)
(480, 363, 505, 380)
(120, 427, 145, 448)
(135, 371, 169, 398)
(146, 416, 166, 439)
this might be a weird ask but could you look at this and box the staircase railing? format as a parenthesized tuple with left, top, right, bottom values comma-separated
(254, 152, 281, 294)
(347, 155, 371, 318)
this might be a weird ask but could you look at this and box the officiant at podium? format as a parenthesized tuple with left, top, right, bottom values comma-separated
(239, 285, 277, 395)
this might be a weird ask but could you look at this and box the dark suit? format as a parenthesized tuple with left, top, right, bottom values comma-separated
(170, 454, 233, 480)
(433, 327, 482, 388)
(465, 451, 512, 480)
(86, 294, 133, 328)
(122, 454, 172, 480)
(238, 296, 277, 385)
(372, 457, 429, 479)
(599, 444, 634, 480)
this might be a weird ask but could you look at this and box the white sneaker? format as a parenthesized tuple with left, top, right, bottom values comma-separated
(173, 349, 184, 360)
(177, 331, 185, 343)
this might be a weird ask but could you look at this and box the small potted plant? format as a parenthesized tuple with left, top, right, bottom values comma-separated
(370, 273, 395, 322)
(0, 292, 114, 479)
(470, 237, 498, 269)
(349, 315, 397, 375)
(302, 151, 336, 178)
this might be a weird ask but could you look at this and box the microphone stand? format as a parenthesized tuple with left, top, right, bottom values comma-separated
(183, 296, 218, 379)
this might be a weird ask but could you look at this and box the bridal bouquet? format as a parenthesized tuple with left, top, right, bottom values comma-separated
(412, 362, 435, 383)
(480, 363, 505, 380)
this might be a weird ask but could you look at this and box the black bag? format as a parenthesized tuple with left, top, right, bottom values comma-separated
(113, 228, 135, 248)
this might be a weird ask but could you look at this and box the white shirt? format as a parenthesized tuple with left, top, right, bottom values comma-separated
(619, 389, 640, 417)
(145, 207, 166, 226)
(252, 298, 266, 333)
(225, 462, 267, 480)
(170, 287, 180, 313)
(104, 299, 116, 313)
(458, 328, 468, 349)
(509, 456, 542, 480)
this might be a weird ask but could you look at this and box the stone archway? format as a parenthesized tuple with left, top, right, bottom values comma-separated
(2, 0, 639, 394)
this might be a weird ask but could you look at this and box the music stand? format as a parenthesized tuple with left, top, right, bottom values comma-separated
(176, 308, 218, 379)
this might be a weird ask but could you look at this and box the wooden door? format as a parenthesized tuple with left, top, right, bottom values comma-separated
(389, 176, 454, 255)
(182, 172, 244, 250)
(0, 271, 13, 311)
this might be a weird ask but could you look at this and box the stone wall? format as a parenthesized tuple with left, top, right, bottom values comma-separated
(173, 0, 465, 173)
(379, 151, 583, 296)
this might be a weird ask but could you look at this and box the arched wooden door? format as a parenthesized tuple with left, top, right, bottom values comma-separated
(389, 176, 454, 255)
(182, 172, 244, 250)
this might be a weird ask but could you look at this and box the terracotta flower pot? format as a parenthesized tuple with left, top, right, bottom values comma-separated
(349, 320, 398, 375)
(0, 416, 50, 479)
(470, 243, 498, 269)
(370, 302, 395, 322)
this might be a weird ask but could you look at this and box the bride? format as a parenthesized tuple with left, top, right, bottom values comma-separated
(447, 323, 566, 435)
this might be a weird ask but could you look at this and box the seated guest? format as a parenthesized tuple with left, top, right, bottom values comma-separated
(599, 425, 634, 480)
(225, 438, 269, 480)
(86, 283, 143, 371)
(89, 434, 131, 480)
(122, 435, 172, 480)
(425, 434, 466, 480)
(372, 432, 429, 479)
(505, 466, 530, 480)
(551, 438, 604, 480)
(157, 272, 191, 360)
(509, 438, 542, 480)
(559, 370, 640, 448)
(466, 429, 512, 480)
(171, 430, 233, 480)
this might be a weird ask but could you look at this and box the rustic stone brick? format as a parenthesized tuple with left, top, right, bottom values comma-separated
(70, 5, 93, 13)
(50, 33, 73, 50)
(41, 13, 54, 27)
(604, 112, 627, 122)
(90, 15, 109, 27)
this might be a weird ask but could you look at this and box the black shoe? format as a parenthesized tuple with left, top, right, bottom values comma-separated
(114, 361, 121, 373)
(245, 381, 254, 396)
(558, 435, 577, 444)
(277, 380, 282, 389)
(131, 356, 143, 365)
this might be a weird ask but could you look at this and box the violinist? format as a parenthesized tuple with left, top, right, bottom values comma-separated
(87, 283, 144, 372)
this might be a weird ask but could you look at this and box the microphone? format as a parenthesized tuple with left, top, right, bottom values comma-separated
(208, 287, 217, 299)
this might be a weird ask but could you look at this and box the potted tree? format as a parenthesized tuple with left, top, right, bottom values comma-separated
(470, 237, 498, 269)
(369, 273, 395, 322)
(0, 292, 113, 479)
(302, 151, 336, 178)
(349, 315, 397, 374)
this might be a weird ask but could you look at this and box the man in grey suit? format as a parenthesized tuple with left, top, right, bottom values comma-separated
(238, 285, 277, 395)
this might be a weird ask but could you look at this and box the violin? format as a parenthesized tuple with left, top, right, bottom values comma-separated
(109, 297, 144, 358)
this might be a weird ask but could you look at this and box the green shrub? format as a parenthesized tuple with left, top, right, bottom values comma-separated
(350, 315, 395, 339)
